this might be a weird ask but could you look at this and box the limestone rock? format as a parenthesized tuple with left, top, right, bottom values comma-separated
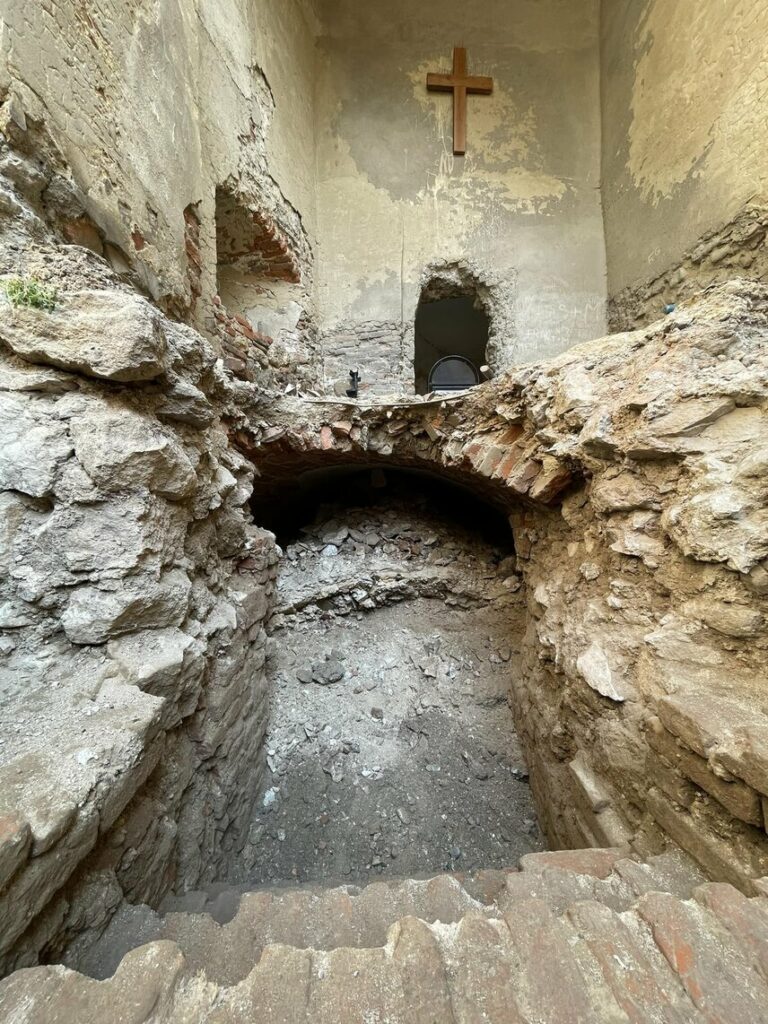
(590, 472, 659, 514)
(645, 397, 736, 437)
(71, 407, 197, 500)
(0, 815, 31, 891)
(61, 569, 192, 644)
(684, 597, 765, 638)
(156, 378, 214, 428)
(108, 627, 205, 720)
(0, 393, 73, 497)
(0, 290, 167, 382)
(576, 643, 631, 702)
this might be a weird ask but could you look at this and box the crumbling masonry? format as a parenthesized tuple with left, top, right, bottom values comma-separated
(2, 0, 768, 1016)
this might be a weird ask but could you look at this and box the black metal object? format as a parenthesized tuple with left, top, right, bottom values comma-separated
(346, 369, 360, 398)
(427, 355, 480, 393)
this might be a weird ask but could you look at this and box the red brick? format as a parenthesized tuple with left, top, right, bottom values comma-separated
(478, 445, 505, 477)
(505, 458, 541, 494)
(695, 883, 768, 983)
(320, 426, 334, 451)
(529, 466, 572, 504)
(566, 901, 687, 1023)
(520, 848, 624, 880)
(637, 890, 768, 1017)
(493, 448, 522, 480)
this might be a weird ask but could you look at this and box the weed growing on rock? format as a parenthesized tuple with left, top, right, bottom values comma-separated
(2, 276, 59, 311)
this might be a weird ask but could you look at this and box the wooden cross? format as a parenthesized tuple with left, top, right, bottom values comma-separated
(426, 47, 493, 156)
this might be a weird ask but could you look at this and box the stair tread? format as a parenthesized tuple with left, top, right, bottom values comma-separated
(75, 850, 712, 987)
(7, 888, 768, 1023)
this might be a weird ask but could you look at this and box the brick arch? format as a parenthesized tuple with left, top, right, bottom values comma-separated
(232, 394, 576, 512)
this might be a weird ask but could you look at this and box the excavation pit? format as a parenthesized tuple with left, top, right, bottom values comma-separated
(245, 470, 545, 886)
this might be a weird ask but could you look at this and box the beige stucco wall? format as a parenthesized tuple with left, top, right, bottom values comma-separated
(0, 0, 318, 313)
(313, 0, 608, 391)
(601, 0, 768, 305)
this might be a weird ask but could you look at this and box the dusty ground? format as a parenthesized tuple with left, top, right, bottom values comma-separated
(241, 480, 545, 886)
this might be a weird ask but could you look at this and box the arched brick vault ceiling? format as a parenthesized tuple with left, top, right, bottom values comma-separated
(229, 385, 577, 513)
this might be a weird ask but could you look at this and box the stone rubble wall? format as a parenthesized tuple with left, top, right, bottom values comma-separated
(0, 188, 279, 972)
(240, 279, 768, 893)
(321, 319, 408, 397)
(0, 0, 318, 327)
(609, 201, 768, 332)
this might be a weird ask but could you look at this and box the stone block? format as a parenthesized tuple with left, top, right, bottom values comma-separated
(565, 900, 693, 1021)
(647, 786, 768, 895)
(61, 569, 192, 644)
(576, 642, 632, 702)
(0, 290, 167, 382)
(590, 471, 659, 513)
(646, 397, 736, 437)
(658, 691, 768, 799)
(519, 847, 624, 880)
(528, 460, 572, 503)
(0, 941, 187, 1022)
(636, 890, 768, 1018)
(568, 751, 612, 813)
(505, 457, 541, 495)
(0, 815, 31, 891)
(647, 717, 763, 826)
(108, 627, 205, 722)
(71, 407, 197, 500)
(695, 882, 768, 983)
(0, 394, 73, 498)
(0, 754, 79, 856)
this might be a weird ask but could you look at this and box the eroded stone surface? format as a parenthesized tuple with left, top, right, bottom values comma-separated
(2, 854, 765, 1023)
(0, 289, 167, 382)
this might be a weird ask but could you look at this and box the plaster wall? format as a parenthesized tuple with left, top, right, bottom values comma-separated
(601, 0, 768, 322)
(0, 0, 318, 319)
(313, 0, 608, 394)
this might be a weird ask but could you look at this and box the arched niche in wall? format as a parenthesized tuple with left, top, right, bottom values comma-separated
(411, 262, 510, 395)
(414, 296, 488, 395)
(213, 183, 304, 358)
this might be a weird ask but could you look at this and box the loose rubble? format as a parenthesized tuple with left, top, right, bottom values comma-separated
(239, 489, 543, 885)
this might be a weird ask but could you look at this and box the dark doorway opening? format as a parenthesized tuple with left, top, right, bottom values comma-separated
(414, 295, 489, 395)
(253, 464, 515, 553)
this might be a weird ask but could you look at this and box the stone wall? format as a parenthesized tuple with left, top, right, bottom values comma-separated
(0, 0, 318, 368)
(313, 0, 608, 393)
(0, 166, 279, 974)
(601, 0, 768, 327)
(240, 280, 768, 895)
(2, 134, 768, 975)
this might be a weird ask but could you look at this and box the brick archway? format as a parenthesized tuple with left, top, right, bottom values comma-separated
(232, 391, 575, 512)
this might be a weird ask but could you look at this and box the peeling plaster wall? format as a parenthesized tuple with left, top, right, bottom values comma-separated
(0, 0, 318, 324)
(313, 0, 608, 394)
(601, 0, 768, 324)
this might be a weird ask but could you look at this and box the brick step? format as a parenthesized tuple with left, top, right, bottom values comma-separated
(73, 847, 706, 986)
(4, 878, 768, 1022)
(75, 869, 513, 985)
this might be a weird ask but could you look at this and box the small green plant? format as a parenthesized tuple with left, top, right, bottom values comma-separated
(2, 276, 59, 312)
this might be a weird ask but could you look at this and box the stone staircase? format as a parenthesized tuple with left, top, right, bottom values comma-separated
(3, 848, 768, 1022)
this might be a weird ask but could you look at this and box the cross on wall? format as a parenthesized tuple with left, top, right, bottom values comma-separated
(426, 47, 493, 156)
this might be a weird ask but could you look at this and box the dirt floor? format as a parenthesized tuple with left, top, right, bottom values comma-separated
(241, 477, 546, 886)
